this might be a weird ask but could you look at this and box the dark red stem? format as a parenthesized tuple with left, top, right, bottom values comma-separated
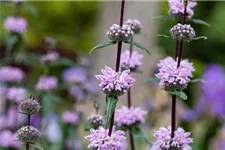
(26, 115, 31, 150)
(129, 129, 135, 150)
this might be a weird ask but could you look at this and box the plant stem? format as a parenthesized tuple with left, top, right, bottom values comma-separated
(26, 115, 31, 150)
(108, 0, 125, 136)
(129, 129, 135, 150)
(171, 95, 176, 138)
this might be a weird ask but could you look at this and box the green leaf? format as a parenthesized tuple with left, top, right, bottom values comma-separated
(0, 57, 13, 65)
(190, 78, 206, 83)
(23, 3, 38, 16)
(49, 57, 75, 67)
(193, 36, 208, 41)
(105, 95, 118, 129)
(6, 35, 19, 57)
(169, 91, 187, 100)
(157, 34, 173, 40)
(131, 127, 152, 146)
(29, 143, 44, 150)
(145, 77, 160, 83)
(90, 41, 117, 53)
(125, 41, 150, 55)
(153, 15, 176, 21)
(191, 19, 211, 27)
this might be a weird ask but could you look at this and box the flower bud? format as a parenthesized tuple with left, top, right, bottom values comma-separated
(88, 114, 104, 129)
(107, 24, 134, 42)
(16, 126, 40, 143)
(124, 19, 142, 34)
(170, 23, 195, 41)
(19, 96, 40, 116)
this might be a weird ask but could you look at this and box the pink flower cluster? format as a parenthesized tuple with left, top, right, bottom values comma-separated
(95, 66, 135, 96)
(3, 17, 27, 34)
(168, 0, 197, 19)
(120, 50, 143, 71)
(0, 130, 22, 148)
(41, 51, 59, 63)
(62, 111, 79, 125)
(35, 76, 58, 92)
(115, 106, 147, 126)
(0, 66, 24, 83)
(85, 126, 126, 150)
(155, 57, 195, 91)
(151, 126, 193, 150)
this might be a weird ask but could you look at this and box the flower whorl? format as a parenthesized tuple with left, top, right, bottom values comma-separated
(124, 19, 142, 34)
(19, 96, 40, 116)
(16, 126, 40, 143)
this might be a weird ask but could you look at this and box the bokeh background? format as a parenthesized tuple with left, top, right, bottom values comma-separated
(0, 1, 225, 150)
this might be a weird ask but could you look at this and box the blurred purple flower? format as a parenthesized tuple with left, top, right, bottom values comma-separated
(0, 130, 22, 148)
(115, 106, 147, 126)
(69, 85, 86, 101)
(83, 79, 100, 95)
(95, 66, 135, 96)
(41, 51, 59, 63)
(6, 87, 26, 104)
(35, 76, 58, 92)
(151, 126, 193, 150)
(120, 50, 143, 71)
(62, 67, 87, 84)
(85, 126, 126, 150)
(0, 84, 7, 100)
(62, 111, 79, 125)
(0, 66, 24, 83)
(65, 139, 82, 150)
(3, 16, 27, 34)
(6, 106, 25, 128)
(31, 115, 41, 128)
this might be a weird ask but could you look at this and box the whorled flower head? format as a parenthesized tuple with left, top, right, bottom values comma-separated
(62, 67, 87, 84)
(3, 17, 27, 34)
(168, 0, 197, 19)
(41, 51, 59, 63)
(88, 114, 104, 129)
(115, 106, 147, 127)
(107, 24, 134, 42)
(35, 76, 58, 92)
(95, 66, 135, 96)
(124, 19, 142, 34)
(16, 126, 40, 143)
(120, 50, 143, 72)
(155, 57, 194, 91)
(62, 111, 79, 125)
(0, 66, 24, 83)
(19, 96, 40, 116)
(85, 126, 126, 150)
(170, 23, 195, 42)
(6, 87, 26, 104)
(151, 126, 193, 150)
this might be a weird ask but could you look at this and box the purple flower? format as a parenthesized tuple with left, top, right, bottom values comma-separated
(62, 111, 79, 125)
(124, 19, 142, 34)
(151, 126, 193, 150)
(155, 57, 194, 91)
(0, 84, 7, 100)
(5, 106, 25, 128)
(6, 87, 26, 104)
(168, 0, 197, 19)
(3, 17, 27, 34)
(0, 66, 24, 83)
(41, 51, 59, 63)
(35, 76, 58, 92)
(115, 106, 147, 126)
(65, 139, 82, 150)
(69, 85, 86, 101)
(85, 126, 126, 150)
(0, 130, 22, 148)
(62, 67, 87, 84)
(120, 50, 143, 71)
(95, 66, 135, 96)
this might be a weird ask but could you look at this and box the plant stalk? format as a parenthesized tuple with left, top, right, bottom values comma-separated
(26, 115, 31, 150)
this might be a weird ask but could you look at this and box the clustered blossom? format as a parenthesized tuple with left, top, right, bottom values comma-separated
(62, 67, 87, 84)
(155, 57, 195, 91)
(35, 76, 58, 92)
(95, 66, 135, 96)
(168, 0, 197, 19)
(0, 130, 22, 148)
(115, 106, 147, 126)
(41, 51, 59, 63)
(16, 126, 40, 143)
(85, 126, 126, 150)
(107, 24, 134, 42)
(62, 111, 79, 125)
(6, 87, 26, 104)
(0, 66, 24, 83)
(3, 17, 27, 34)
(19, 97, 40, 116)
(124, 19, 142, 34)
(170, 23, 196, 41)
(88, 114, 104, 129)
(151, 126, 193, 150)
(120, 50, 143, 71)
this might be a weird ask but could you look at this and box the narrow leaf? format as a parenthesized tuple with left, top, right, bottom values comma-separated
(191, 19, 211, 27)
(145, 77, 160, 83)
(131, 127, 152, 146)
(153, 15, 176, 21)
(169, 91, 187, 100)
(105, 95, 118, 129)
(126, 41, 150, 55)
(157, 34, 173, 40)
(193, 36, 208, 41)
(90, 41, 117, 53)
(29, 143, 44, 150)
(6, 35, 18, 56)
(190, 78, 206, 83)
